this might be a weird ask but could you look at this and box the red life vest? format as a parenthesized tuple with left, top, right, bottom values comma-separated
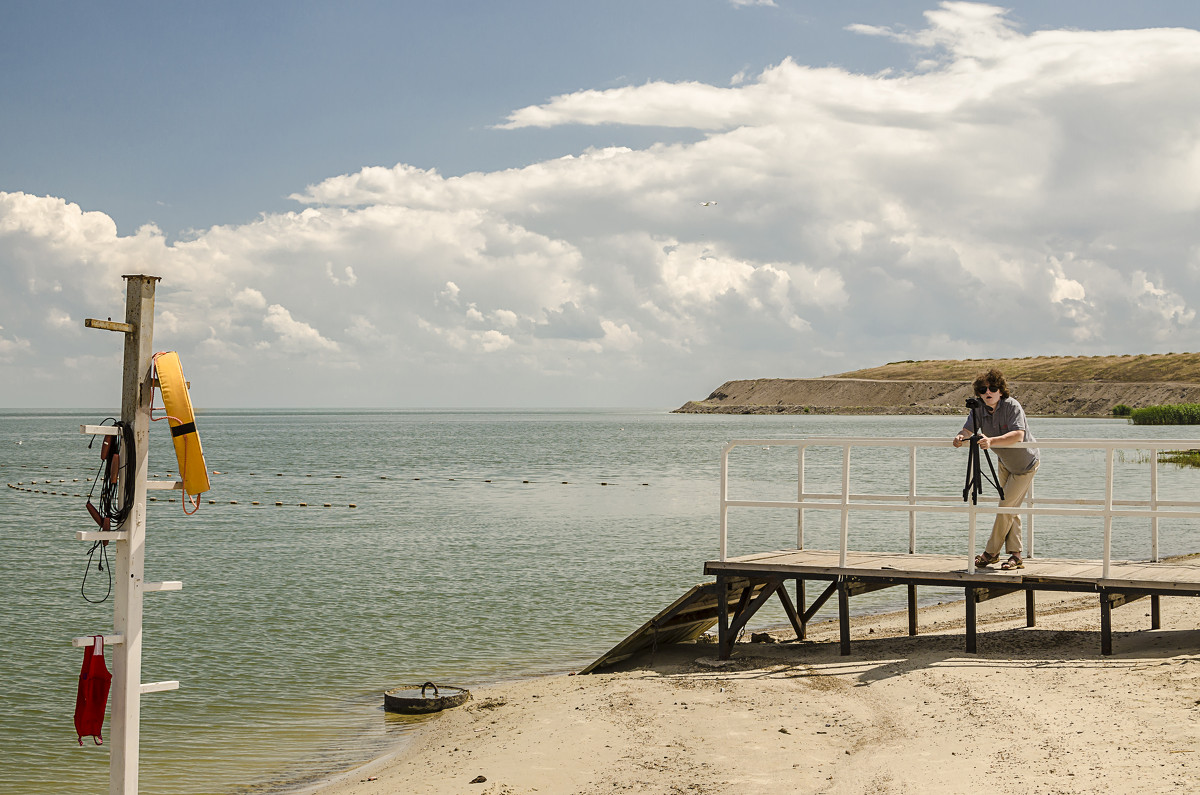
(74, 636, 112, 745)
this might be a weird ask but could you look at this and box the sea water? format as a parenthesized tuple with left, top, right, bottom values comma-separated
(3, 409, 1197, 794)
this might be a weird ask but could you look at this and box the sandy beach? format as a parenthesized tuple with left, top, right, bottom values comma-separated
(308, 590, 1200, 795)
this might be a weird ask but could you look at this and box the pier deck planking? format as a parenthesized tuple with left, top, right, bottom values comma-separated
(702, 549, 1200, 657)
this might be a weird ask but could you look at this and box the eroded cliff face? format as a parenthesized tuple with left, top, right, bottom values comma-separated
(675, 378, 1200, 416)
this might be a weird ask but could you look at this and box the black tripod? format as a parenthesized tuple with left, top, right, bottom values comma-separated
(962, 398, 1004, 505)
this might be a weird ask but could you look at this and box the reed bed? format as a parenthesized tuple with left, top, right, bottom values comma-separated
(1129, 403, 1200, 425)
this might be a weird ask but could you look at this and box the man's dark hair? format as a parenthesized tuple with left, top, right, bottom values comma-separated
(972, 367, 1009, 398)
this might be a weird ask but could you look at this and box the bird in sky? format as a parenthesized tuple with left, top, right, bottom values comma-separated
(700, 201, 717, 206)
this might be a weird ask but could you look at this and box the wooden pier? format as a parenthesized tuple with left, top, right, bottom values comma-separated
(702, 435, 1200, 659)
(584, 435, 1200, 672)
(704, 549, 1200, 657)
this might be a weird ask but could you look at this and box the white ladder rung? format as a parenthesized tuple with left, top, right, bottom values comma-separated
(146, 480, 183, 491)
(140, 681, 179, 694)
(80, 424, 120, 436)
(145, 581, 183, 592)
(72, 633, 124, 647)
(77, 530, 129, 542)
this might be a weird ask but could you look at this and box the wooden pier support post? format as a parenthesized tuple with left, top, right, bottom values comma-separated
(907, 583, 918, 636)
(1100, 592, 1113, 656)
(1026, 590, 1036, 628)
(795, 579, 807, 640)
(837, 578, 850, 656)
(965, 587, 977, 653)
(716, 575, 730, 660)
(1151, 594, 1161, 630)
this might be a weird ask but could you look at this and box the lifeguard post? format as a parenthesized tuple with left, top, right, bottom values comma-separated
(75, 275, 183, 795)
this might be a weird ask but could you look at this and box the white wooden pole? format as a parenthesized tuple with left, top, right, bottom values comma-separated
(1027, 479, 1036, 559)
(719, 443, 730, 562)
(967, 508, 977, 574)
(1150, 447, 1159, 562)
(908, 445, 917, 554)
(839, 445, 851, 568)
(1103, 447, 1114, 579)
(796, 445, 804, 550)
(109, 274, 159, 795)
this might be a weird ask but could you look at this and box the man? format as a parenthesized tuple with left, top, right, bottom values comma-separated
(952, 368, 1040, 570)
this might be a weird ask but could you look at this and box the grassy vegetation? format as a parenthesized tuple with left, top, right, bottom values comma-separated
(1112, 404, 1132, 416)
(832, 353, 1200, 382)
(1130, 404, 1200, 425)
(1159, 449, 1200, 467)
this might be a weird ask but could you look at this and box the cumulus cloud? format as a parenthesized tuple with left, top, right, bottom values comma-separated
(261, 304, 341, 355)
(3, 2, 1200, 407)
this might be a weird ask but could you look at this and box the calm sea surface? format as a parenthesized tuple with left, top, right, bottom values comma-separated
(3, 409, 1198, 794)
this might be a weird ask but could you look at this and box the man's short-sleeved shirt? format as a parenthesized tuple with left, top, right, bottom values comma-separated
(962, 396, 1040, 474)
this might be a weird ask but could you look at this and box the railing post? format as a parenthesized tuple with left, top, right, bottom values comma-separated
(1150, 446, 1159, 562)
(1027, 478, 1035, 559)
(1103, 448, 1114, 578)
(908, 444, 917, 554)
(796, 444, 804, 550)
(719, 443, 730, 562)
(839, 444, 851, 568)
(967, 507, 977, 574)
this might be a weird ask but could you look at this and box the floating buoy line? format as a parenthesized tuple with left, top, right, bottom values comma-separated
(4, 479, 359, 509)
(5, 467, 653, 508)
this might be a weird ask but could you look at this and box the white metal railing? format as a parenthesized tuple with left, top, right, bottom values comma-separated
(718, 437, 1200, 578)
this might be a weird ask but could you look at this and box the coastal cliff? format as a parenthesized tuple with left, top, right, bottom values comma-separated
(675, 354, 1200, 416)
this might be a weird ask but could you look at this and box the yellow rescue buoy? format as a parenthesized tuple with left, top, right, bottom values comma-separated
(153, 351, 211, 496)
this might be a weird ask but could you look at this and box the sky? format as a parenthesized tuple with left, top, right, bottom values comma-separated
(3, 1, 1200, 409)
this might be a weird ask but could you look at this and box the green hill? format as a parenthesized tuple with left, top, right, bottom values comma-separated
(832, 353, 1200, 383)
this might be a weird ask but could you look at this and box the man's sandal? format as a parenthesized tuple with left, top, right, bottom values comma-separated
(1001, 554, 1024, 570)
(975, 551, 1000, 567)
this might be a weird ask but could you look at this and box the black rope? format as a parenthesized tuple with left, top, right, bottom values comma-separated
(81, 541, 111, 603)
(85, 419, 135, 529)
(80, 419, 135, 604)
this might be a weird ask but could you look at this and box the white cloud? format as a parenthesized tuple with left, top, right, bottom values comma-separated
(45, 309, 74, 330)
(344, 315, 383, 344)
(262, 304, 341, 355)
(1050, 275, 1086, 304)
(600, 319, 641, 351)
(848, 2, 1018, 60)
(0, 333, 32, 363)
(492, 309, 519, 327)
(475, 329, 514, 353)
(1133, 272, 1196, 333)
(325, 262, 357, 286)
(233, 288, 268, 310)
(4, 2, 1200, 407)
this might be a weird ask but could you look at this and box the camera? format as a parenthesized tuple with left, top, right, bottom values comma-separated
(965, 397, 982, 409)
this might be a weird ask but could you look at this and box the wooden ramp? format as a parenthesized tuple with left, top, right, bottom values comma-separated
(705, 549, 1200, 657)
(582, 578, 790, 673)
